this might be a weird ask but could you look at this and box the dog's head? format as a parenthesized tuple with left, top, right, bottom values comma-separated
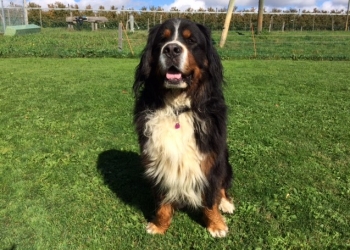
(134, 18, 223, 96)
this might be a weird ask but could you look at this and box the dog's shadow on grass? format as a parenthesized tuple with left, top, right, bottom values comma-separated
(96, 149, 206, 228)
(96, 149, 154, 220)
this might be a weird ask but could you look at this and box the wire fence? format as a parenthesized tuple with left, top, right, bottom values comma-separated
(1, 6, 350, 33)
(1, 6, 350, 60)
(0, 6, 25, 33)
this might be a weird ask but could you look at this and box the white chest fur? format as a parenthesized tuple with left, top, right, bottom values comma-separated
(143, 95, 207, 208)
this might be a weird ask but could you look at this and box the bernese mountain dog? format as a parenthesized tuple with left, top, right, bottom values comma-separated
(133, 18, 235, 238)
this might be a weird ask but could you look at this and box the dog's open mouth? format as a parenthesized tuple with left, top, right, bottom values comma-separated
(165, 66, 192, 88)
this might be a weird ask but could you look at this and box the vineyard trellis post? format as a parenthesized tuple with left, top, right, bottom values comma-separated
(219, 0, 235, 48)
(118, 22, 122, 51)
(257, 0, 264, 33)
(346, 0, 350, 31)
(1, 0, 5, 32)
(269, 15, 273, 32)
(39, 8, 42, 27)
(23, 0, 28, 25)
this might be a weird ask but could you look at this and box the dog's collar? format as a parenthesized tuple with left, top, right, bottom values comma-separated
(172, 106, 191, 116)
(171, 105, 191, 129)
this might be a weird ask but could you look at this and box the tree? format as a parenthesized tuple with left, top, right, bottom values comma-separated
(272, 8, 282, 13)
(207, 7, 215, 12)
(28, 2, 42, 26)
(84, 5, 94, 16)
(170, 7, 180, 12)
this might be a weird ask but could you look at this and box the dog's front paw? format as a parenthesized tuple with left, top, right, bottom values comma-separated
(146, 222, 167, 235)
(219, 197, 235, 214)
(204, 205, 230, 238)
(207, 224, 229, 238)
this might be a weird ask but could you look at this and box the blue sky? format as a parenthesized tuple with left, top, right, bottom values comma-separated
(5, 0, 350, 12)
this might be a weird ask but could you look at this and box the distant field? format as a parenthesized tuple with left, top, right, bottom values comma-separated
(1, 58, 349, 249)
(1, 28, 350, 60)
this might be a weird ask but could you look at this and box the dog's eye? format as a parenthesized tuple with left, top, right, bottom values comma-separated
(187, 37, 196, 44)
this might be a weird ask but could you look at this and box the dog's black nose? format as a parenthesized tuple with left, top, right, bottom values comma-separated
(163, 43, 182, 58)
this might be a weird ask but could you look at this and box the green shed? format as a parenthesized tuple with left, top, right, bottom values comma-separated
(4, 24, 41, 36)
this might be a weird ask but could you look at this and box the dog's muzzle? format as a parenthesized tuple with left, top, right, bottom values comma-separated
(163, 43, 182, 59)
(161, 42, 191, 89)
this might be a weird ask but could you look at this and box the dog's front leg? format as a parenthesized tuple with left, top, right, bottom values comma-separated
(203, 203, 229, 238)
(146, 203, 174, 234)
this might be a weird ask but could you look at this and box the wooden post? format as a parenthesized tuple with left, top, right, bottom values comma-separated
(118, 22, 123, 51)
(269, 15, 273, 32)
(257, 0, 264, 34)
(23, 0, 28, 25)
(153, 11, 155, 26)
(7, 8, 11, 26)
(1, 0, 5, 31)
(219, 0, 236, 48)
(251, 24, 257, 57)
(249, 14, 253, 29)
(250, 14, 252, 29)
(346, 0, 350, 31)
(282, 21, 285, 32)
(68, 12, 73, 30)
(39, 8, 42, 27)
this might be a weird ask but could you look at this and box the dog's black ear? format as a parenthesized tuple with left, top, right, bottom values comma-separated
(196, 23, 223, 86)
(133, 24, 161, 97)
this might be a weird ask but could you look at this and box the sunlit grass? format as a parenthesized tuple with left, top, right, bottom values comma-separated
(0, 58, 349, 249)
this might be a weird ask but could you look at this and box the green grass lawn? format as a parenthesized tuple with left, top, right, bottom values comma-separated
(0, 58, 349, 249)
(1, 28, 350, 60)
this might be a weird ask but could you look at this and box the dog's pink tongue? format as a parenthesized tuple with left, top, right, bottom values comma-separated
(166, 72, 182, 80)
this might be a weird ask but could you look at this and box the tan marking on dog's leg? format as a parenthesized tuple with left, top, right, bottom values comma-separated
(203, 204, 228, 238)
(219, 189, 235, 214)
(200, 153, 215, 176)
(146, 203, 174, 235)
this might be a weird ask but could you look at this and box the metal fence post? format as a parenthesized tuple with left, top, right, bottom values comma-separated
(1, 0, 6, 32)
(118, 22, 123, 52)
(23, 0, 28, 25)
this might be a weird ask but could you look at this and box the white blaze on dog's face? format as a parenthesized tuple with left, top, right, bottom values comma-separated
(156, 19, 209, 89)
